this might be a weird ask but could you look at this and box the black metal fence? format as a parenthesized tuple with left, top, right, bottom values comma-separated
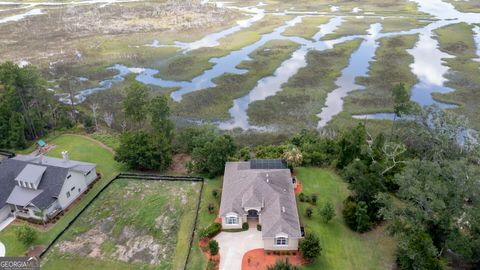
(39, 173, 204, 270)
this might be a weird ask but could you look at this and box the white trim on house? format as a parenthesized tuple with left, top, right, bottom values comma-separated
(0, 205, 11, 224)
(222, 212, 243, 229)
(274, 233, 289, 246)
(0, 155, 97, 223)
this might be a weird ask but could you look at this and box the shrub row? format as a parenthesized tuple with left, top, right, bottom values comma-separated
(199, 222, 222, 239)
(299, 193, 317, 204)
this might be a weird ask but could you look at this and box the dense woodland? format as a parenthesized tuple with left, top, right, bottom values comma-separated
(1, 64, 480, 269)
(0, 62, 74, 148)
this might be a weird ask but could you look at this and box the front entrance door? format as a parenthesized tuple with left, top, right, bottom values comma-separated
(247, 209, 258, 220)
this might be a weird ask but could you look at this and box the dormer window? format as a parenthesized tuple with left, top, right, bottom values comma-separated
(226, 213, 239, 225)
(15, 164, 46, 191)
(227, 216, 238, 224)
(275, 236, 288, 246)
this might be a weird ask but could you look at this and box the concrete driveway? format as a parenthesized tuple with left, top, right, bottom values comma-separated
(214, 228, 263, 270)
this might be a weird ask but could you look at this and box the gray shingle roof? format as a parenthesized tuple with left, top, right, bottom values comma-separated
(0, 158, 69, 209)
(220, 161, 302, 238)
(6, 186, 43, 207)
(15, 164, 46, 185)
(13, 155, 95, 174)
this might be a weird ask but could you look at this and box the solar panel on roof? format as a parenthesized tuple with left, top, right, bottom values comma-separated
(249, 159, 287, 169)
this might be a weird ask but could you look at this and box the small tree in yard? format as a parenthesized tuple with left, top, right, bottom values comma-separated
(311, 194, 318, 205)
(319, 201, 335, 223)
(267, 258, 301, 270)
(300, 233, 322, 261)
(305, 207, 313, 218)
(16, 225, 37, 247)
(207, 203, 215, 214)
(208, 239, 219, 256)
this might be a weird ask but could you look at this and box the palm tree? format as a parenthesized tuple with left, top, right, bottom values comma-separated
(283, 145, 303, 170)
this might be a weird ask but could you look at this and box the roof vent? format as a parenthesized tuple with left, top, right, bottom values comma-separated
(282, 206, 286, 213)
(266, 178, 269, 183)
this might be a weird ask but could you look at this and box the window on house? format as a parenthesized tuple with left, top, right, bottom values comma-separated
(71, 186, 76, 191)
(67, 174, 72, 179)
(227, 216, 238, 224)
(275, 237, 288, 246)
(66, 191, 70, 198)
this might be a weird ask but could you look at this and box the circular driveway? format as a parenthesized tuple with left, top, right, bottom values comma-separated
(0, 241, 5, 257)
(214, 228, 264, 270)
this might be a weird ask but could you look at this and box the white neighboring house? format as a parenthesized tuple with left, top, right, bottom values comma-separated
(219, 159, 302, 251)
(0, 152, 97, 223)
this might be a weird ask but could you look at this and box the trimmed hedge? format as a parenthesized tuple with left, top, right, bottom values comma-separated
(200, 222, 222, 239)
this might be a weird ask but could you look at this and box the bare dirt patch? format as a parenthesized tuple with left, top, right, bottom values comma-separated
(48, 179, 201, 269)
(168, 153, 191, 175)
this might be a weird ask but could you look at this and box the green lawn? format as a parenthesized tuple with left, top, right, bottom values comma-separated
(0, 134, 124, 257)
(89, 132, 121, 150)
(296, 167, 396, 270)
(185, 177, 223, 270)
(42, 179, 202, 270)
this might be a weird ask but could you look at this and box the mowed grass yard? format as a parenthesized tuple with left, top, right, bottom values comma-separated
(0, 134, 124, 256)
(186, 177, 223, 270)
(186, 168, 396, 270)
(296, 167, 396, 270)
(42, 179, 202, 270)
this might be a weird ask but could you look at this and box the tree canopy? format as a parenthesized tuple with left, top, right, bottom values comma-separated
(0, 62, 73, 149)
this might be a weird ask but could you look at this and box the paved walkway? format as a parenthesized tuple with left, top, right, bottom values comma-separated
(0, 217, 15, 257)
(214, 228, 263, 270)
(0, 217, 15, 232)
(0, 242, 4, 257)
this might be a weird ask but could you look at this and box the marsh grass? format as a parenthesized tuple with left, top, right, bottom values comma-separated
(157, 15, 294, 81)
(344, 34, 419, 115)
(174, 40, 300, 120)
(432, 23, 480, 129)
(283, 16, 331, 40)
(247, 39, 362, 130)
